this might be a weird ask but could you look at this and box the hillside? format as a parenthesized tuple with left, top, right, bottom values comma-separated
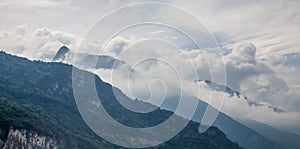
(0, 51, 241, 149)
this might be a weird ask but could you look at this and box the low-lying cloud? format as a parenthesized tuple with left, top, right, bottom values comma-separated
(1, 26, 299, 134)
(89, 36, 300, 134)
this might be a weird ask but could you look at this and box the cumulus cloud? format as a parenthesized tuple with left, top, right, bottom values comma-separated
(225, 43, 262, 90)
(0, 25, 81, 60)
(95, 36, 294, 106)
(84, 36, 299, 134)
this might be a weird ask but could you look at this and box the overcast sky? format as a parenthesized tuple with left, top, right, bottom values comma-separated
(0, 0, 300, 134)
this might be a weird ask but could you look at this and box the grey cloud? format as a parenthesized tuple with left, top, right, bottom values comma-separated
(225, 43, 270, 90)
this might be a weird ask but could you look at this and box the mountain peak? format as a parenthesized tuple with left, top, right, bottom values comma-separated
(53, 46, 70, 61)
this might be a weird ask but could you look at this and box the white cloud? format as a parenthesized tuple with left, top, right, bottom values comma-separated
(148, 30, 165, 35)
(196, 81, 300, 134)
(84, 36, 300, 134)
(170, 0, 300, 56)
(0, 0, 59, 8)
(0, 25, 81, 60)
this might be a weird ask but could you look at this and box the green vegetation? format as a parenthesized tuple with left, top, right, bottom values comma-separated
(0, 51, 241, 149)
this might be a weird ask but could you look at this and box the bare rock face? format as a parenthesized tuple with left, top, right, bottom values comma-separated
(2, 128, 60, 149)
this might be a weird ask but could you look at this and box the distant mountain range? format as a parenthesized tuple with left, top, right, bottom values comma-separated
(0, 51, 242, 149)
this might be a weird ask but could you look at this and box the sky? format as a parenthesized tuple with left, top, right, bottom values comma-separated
(0, 0, 300, 134)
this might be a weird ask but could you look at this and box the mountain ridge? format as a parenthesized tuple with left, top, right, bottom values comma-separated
(52, 46, 128, 70)
(0, 50, 241, 149)
(196, 79, 300, 148)
(48, 47, 281, 149)
(197, 79, 285, 113)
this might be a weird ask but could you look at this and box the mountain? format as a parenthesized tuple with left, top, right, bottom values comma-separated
(0, 99, 60, 148)
(0, 51, 241, 149)
(52, 46, 128, 70)
(198, 80, 300, 148)
(158, 95, 279, 149)
(52, 46, 70, 61)
(239, 119, 300, 149)
(49, 46, 280, 149)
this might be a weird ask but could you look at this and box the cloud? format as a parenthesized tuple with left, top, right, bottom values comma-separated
(196, 81, 300, 134)
(169, 0, 300, 56)
(148, 30, 166, 35)
(103, 36, 132, 56)
(95, 36, 295, 109)
(227, 43, 257, 64)
(0, 0, 59, 8)
(81, 36, 299, 134)
(0, 25, 81, 60)
(1, 24, 299, 134)
(0, 20, 299, 136)
(0, 0, 299, 56)
(1, 0, 298, 62)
